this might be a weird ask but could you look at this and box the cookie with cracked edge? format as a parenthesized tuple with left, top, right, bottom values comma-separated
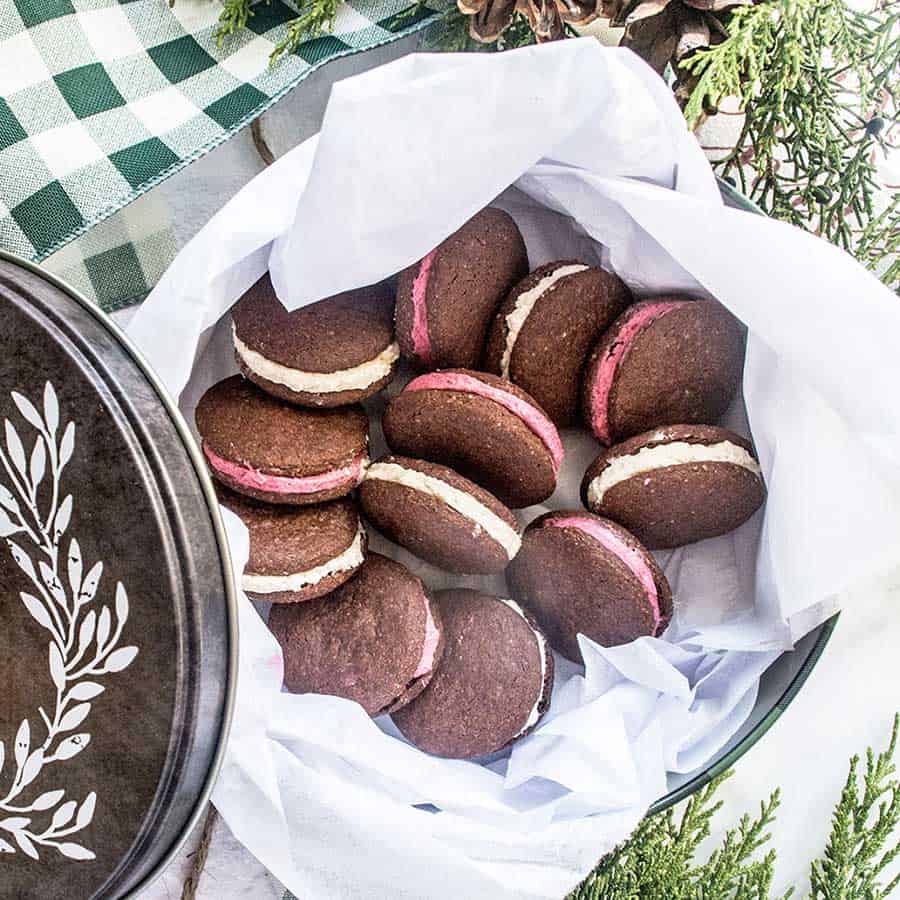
(267, 553, 444, 717)
(484, 260, 631, 426)
(395, 208, 528, 370)
(581, 424, 765, 549)
(506, 510, 673, 662)
(392, 589, 553, 759)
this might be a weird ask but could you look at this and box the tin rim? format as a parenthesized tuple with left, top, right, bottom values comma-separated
(0, 248, 239, 900)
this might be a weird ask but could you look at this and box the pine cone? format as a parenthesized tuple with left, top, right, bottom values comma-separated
(459, 0, 600, 44)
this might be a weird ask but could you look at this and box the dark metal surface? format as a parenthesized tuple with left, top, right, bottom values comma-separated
(0, 253, 236, 899)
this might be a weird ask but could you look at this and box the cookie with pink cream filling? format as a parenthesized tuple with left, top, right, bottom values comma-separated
(195, 375, 368, 505)
(392, 589, 553, 759)
(506, 510, 672, 662)
(395, 208, 528, 370)
(268, 553, 445, 716)
(381, 369, 563, 508)
(581, 298, 744, 445)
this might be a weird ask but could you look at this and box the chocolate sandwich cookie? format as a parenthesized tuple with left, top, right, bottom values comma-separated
(232, 274, 398, 407)
(392, 589, 552, 759)
(359, 455, 521, 574)
(196, 375, 368, 505)
(484, 261, 631, 426)
(581, 298, 744, 444)
(395, 208, 528, 370)
(506, 511, 672, 662)
(381, 369, 563, 508)
(268, 553, 444, 716)
(218, 489, 367, 602)
(581, 424, 765, 549)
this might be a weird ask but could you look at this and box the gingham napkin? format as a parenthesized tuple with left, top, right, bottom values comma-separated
(0, 0, 435, 266)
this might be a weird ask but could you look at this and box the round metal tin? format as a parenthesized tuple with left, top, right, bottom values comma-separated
(0, 251, 237, 900)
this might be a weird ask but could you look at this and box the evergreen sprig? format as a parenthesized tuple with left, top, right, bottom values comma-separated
(212, 0, 340, 63)
(679, 0, 899, 291)
(572, 715, 900, 899)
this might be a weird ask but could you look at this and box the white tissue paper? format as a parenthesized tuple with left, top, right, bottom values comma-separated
(127, 38, 900, 900)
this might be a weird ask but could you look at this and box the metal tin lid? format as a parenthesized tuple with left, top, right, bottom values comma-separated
(0, 255, 236, 899)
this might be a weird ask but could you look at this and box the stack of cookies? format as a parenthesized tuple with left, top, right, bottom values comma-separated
(195, 207, 766, 760)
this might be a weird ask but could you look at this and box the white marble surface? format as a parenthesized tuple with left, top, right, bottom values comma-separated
(131, 35, 900, 900)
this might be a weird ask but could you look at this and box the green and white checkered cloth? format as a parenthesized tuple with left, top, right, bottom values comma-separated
(0, 0, 436, 276)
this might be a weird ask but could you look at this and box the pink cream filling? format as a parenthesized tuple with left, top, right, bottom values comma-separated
(404, 372, 564, 475)
(414, 595, 441, 678)
(550, 515, 661, 630)
(410, 250, 436, 365)
(204, 443, 366, 495)
(590, 301, 688, 444)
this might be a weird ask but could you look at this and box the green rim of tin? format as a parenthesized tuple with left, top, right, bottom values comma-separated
(0, 247, 239, 900)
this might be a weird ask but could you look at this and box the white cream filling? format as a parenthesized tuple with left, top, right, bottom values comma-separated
(587, 438, 762, 506)
(364, 462, 521, 560)
(498, 597, 549, 736)
(234, 324, 399, 394)
(500, 263, 588, 377)
(243, 528, 365, 594)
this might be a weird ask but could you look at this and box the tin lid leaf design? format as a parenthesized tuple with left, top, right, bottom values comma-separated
(0, 382, 139, 863)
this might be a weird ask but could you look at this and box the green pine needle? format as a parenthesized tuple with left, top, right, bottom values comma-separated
(679, 0, 900, 291)
(210, 0, 339, 64)
(809, 714, 900, 899)
(572, 715, 900, 899)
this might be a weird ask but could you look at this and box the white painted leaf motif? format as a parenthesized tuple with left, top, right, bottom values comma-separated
(96, 607, 110, 650)
(32, 790, 65, 811)
(50, 801, 77, 830)
(43, 382, 59, 435)
(19, 749, 44, 790)
(20, 593, 53, 633)
(13, 831, 38, 860)
(58, 704, 90, 733)
(29, 439, 45, 490)
(54, 734, 90, 761)
(9, 541, 36, 582)
(5, 420, 26, 479)
(39, 561, 65, 607)
(103, 646, 138, 673)
(49, 644, 65, 693)
(115, 583, 128, 625)
(75, 792, 96, 829)
(67, 682, 103, 702)
(59, 421, 75, 469)
(54, 494, 73, 540)
(0, 817, 31, 831)
(0, 839, 14, 853)
(0, 509, 17, 537)
(10, 392, 42, 432)
(77, 610, 96, 657)
(57, 843, 95, 861)
(14, 720, 30, 767)
(67, 538, 82, 597)
(79, 560, 103, 604)
(0, 483, 18, 513)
